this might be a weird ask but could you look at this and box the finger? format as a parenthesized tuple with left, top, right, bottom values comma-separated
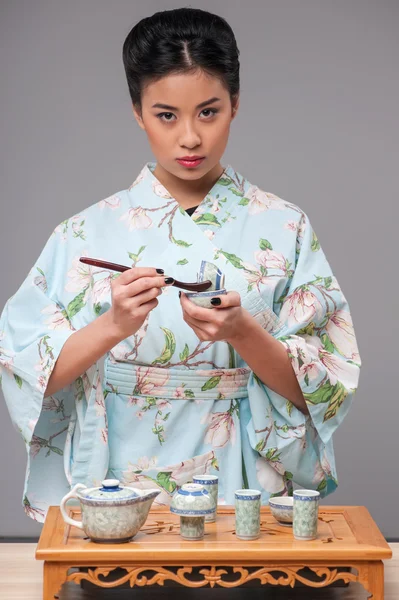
(183, 315, 211, 340)
(208, 291, 241, 308)
(180, 292, 215, 322)
(130, 286, 162, 307)
(117, 267, 166, 285)
(125, 275, 174, 297)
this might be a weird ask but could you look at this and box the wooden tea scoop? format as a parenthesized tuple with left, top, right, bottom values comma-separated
(79, 257, 213, 292)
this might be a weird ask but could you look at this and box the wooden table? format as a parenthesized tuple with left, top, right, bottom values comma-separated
(32, 505, 391, 600)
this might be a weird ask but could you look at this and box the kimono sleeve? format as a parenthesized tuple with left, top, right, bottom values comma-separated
(247, 212, 361, 497)
(0, 229, 76, 449)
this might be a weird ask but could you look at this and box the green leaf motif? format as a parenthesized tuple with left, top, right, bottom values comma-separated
(152, 328, 176, 365)
(67, 288, 88, 318)
(259, 238, 273, 251)
(156, 471, 176, 494)
(218, 250, 244, 269)
(201, 376, 221, 391)
(297, 322, 316, 336)
(179, 343, 190, 361)
(231, 188, 244, 197)
(311, 231, 321, 252)
(93, 303, 102, 316)
(172, 237, 192, 248)
(184, 389, 195, 398)
(238, 197, 249, 206)
(265, 448, 281, 462)
(218, 177, 233, 186)
(49, 446, 63, 456)
(177, 259, 188, 266)
(286, 400, 293, 417)
(284, 471, 293, 481)
(192, 212, 221, 227)
(14, 374, 23, 389)
(324, 276, 332, 289)
(179, 206, 186, 215)
(317, 478, 327, 492)
(321, 333, 336, 353)
(304, 380, 348, 422)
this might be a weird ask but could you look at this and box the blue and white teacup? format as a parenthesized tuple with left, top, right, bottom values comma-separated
(293, 489, 320, 540)
(193, 475, 218, 522)
(235, 489, 261, 540)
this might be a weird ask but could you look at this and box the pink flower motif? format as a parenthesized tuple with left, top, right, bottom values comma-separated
(128, 169, 147, 190)
(28, 418, 38, 432)
(169, 452, 215, 486)
(99, 194, 121, 210)
(152, 181, 173, 198)
(306, 337, 359, 389)
(279, 287, 323, 327)
(41, 304, 72, 331)
(95, 381, 106, 417)
(203, 411, 236, 448)
(246, 186, 284, 216)
(256, 457, 285, 494)
(136, 410, 145, 420)
(254, 249, 287, 272)
(101, 428, 108, 444)
(325, 310, 360, 361)
(241, 261, 273, 288)
(34, 274, 47, 292)
(36, 375, 47, 394)
(128, 396, 144, 407)
(131, 456, 158, 471)
(66, 253, 93, 295)
(30, 436, 42, 459)
(204, 230, 215, 241)
(135, 366, 170, 396)
(209, 197, 220, 214)
(156, 399, 171, 410)
(284, 221, 298, 232)
(120, 206, 153, 230)
(173, 387, 185, 399)
(91, 275, 112, 304)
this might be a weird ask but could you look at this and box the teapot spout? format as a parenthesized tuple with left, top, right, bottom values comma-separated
(140, 488, 161, 501)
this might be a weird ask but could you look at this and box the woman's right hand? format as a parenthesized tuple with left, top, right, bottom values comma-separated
(105, 267, 174, 341)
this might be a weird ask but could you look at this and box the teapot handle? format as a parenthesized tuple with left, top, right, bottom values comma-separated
(60, 483, 87, 529)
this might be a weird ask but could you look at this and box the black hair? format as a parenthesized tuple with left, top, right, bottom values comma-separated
(122, 7, 240, 108)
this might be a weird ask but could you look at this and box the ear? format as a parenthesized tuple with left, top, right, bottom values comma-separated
(231, 95, 240, 120)
(132, 103, 146, 131)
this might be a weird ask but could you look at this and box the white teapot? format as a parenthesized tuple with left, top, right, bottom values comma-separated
(60, 479, 160, 543)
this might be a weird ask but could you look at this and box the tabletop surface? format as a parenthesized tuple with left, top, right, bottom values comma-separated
(36, 505, 392, 563)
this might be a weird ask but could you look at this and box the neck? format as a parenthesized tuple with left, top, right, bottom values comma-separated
(152, 162, 225, 209)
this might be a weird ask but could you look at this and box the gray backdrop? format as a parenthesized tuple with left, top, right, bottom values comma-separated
(1, 0, 398, 538)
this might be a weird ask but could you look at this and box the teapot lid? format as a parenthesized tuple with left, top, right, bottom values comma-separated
(82, 479, 139, 501)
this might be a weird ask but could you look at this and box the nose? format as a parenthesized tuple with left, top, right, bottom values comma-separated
(178, 119, 201, 149)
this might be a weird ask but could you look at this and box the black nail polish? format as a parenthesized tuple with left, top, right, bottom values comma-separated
(179, 291, 181, 298)
(164, 277, 174, 284)
(211, 297, 221, 306)
(156, 268, 164, 274)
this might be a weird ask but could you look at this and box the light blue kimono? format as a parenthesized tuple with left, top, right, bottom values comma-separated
(0, 163, 361, 522)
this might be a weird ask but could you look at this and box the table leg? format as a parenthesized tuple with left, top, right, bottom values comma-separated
(358, 560, 384, 600)
(43, 562, 70, 600)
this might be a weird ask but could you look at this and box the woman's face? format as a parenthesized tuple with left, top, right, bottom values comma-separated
(133, 70, 239, 181)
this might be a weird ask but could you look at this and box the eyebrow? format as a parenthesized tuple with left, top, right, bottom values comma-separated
(151, 97, 221, 111)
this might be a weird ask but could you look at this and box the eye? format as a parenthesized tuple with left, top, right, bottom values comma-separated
(200, 108, 218, 119)
(157, 112, 176, 122)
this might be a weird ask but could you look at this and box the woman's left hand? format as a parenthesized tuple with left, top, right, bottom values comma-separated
(180, 291, 246, 343)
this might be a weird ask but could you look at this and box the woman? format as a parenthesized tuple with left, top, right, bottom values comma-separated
(0, 8, 360, 522)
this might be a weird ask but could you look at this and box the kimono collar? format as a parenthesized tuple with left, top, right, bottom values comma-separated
(128, 162, 243, 211)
